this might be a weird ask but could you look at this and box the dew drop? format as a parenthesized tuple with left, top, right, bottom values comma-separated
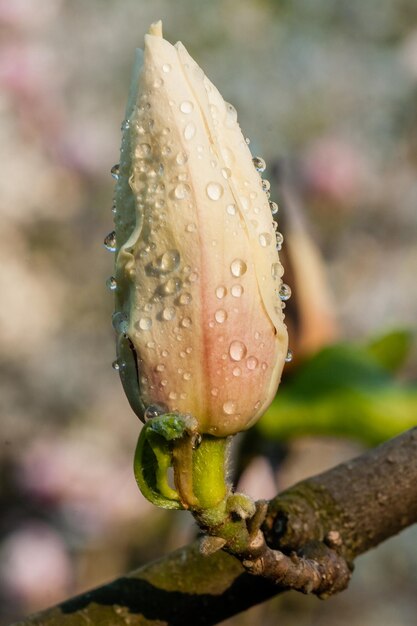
(112, 312, 129, 334)
(271, 262, 284, 279)
(181, 316, 192, 328)
(153, 77, 163, 88)
(223, 400, 236, 415)
(121, 119, 130, 131)
(162, 63, 171, 73)
(155, 363, 165, 372)
(269, 201, 279, 215)
(162, 306, 176, 321)
(144, 404, 167, 420)
(159, 277, 182, 296)
(231, 284, 243, 298)
(232, 366, 241, 377)
(137, 143, 151, 157)
(106, 276, 117, 291)
(104, 230, 116, 252)
(188, 272, 198, 282)
(211, 387, 219, 397)
(276, 232, 284, 250)
(169, 391, 177, 400)
(246, 356, 258, 370)
(176, 151, 188, 165)
(180, 100, 194, 114)
(184, 122, 196, 140)
(214, 309, 227, 324)
(259, 232, 272, 247)
(285, 349, 293, 363)
(229, 341, 247, 362)
(279, 283, 292, 301)
(262, 179, 271, 193)
(226, 204, 236, 216)
(186, 223, 197, 233)
(136, 317, 152, 331)
(221, 167, 232, 179)
(159, 249, 180, 273)
(215, 286, 227, 299)
(225, 103, 238, 126)
(174, 183, 190, 200)
(112, 360, 120, 371)
(179, 292, 192, 305)
(230, 259, 247, 277)
(183, 372, 192, 381)
(252, 156, 266, 172)
(111, 163, 120, 179)
(206, 182, 224, 201)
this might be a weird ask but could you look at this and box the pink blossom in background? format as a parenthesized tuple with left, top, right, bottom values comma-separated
(301, 137, 366, 206)
(0, 523, 72, 612)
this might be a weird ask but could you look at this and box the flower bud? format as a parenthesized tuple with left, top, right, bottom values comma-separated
(112, 21, 288, 437)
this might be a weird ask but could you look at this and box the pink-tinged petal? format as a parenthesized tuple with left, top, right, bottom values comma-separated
(113, 22, 288, 436)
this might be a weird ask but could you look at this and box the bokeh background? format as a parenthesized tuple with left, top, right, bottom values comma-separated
(1, 0, 416, 624)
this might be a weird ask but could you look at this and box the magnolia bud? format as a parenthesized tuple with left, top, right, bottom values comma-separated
(111, 21, 288, 437)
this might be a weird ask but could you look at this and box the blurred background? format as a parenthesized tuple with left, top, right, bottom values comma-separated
(0, 0, 416, 624)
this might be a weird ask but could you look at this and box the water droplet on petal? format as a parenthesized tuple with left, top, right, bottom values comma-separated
(271, 262, 284, 279)
(174, 183, 191, 200)
(252, 156, 266, 173)
(206, 182, 224, 201)
(136, 317, 152, 331)
(269, 201, 279, 215)
(112, 312, 129, 334)
(276, 232, 284, 250)
(159, 249, 180, 273)
(232, 366, 241, 377)
(221, 167, 231, 179)
(176, 151, 188, 165)
(215, 309, 227, 324)
(180, 100, 194, 114)
(225, 103, 238, 126)
(112, 360, 120, 371)
(229, 341, 247, 362)
(137, 143, 151, 157)
(230, 259, 247, 277)
(183, 371, 192, 381)
(104, 230, 116, 252)
(106, 276, 117, 291)
(223, 400, 236, 415)
(246, 356, 258, 370)
(211, 387, 218, 397)
(262, 179, 271, 193)
(215, 286, 227, 299)
(144, 404, 168, 420)
(226, 204, 236, 216)
(159, 277, 182, 297)
(231, 284, 243, 298)
(111, 164, 120, 179)
(285, 349, 293, 363)
(181, 317, 192, 328)
(184, 122, 196, 140)
(259, 232, 272, 247)
(162, 63, 171, 73)
(155, 363, 165, 372)
(177, 292, 191, 307)
(162, 306, 176, 321)
(279, 283, 292, 301)
(186, 223, 197, 233)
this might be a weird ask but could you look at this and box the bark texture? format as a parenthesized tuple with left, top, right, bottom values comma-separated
(12, 428, 417, 626)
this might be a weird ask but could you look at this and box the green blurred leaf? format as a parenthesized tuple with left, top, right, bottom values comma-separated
(365, 329, 414, 373)
(259, 331, 416, 445)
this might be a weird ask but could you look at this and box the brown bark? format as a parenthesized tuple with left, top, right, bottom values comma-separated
(12, 428, 417, 626)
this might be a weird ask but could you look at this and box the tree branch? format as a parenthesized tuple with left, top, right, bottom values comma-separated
(13, 428, 417, 626)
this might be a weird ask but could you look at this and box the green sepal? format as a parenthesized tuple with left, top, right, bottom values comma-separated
(133, 413, 198, 509)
